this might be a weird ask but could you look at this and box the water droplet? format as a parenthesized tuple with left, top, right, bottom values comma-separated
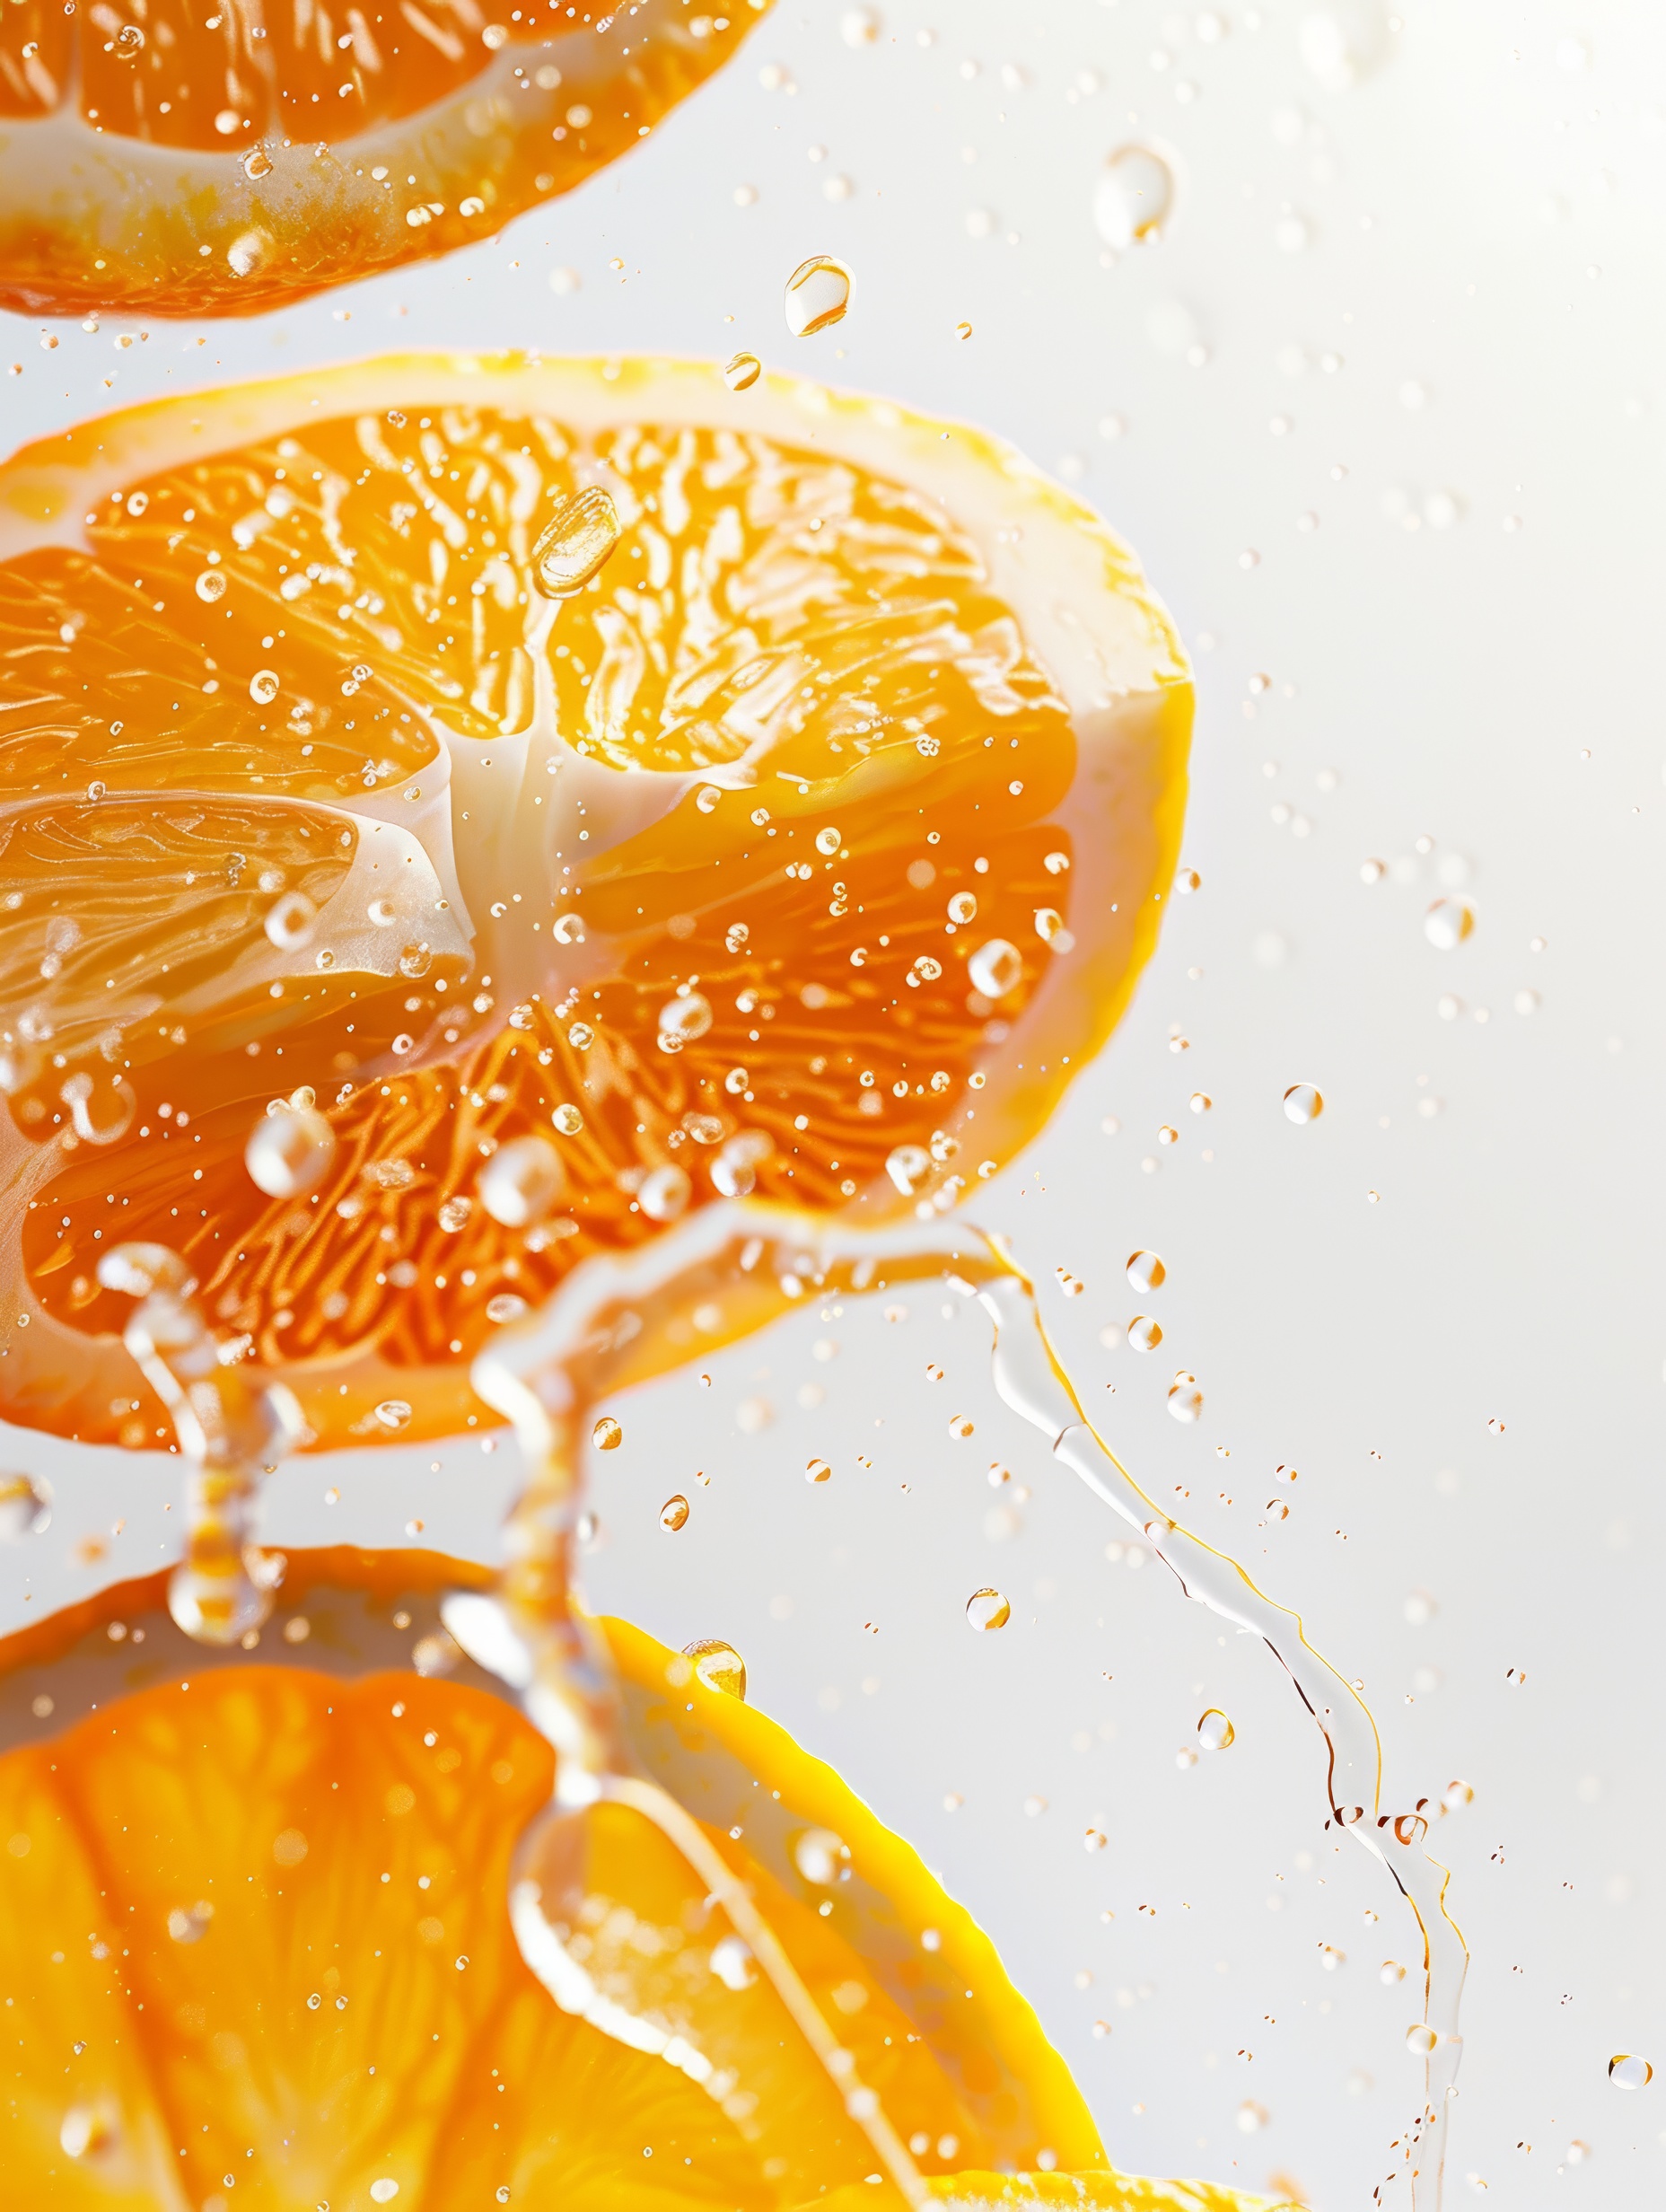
(60, 2105, 114, 2157)
(1266, 1499, 1290, 1521)
(947, 891, 978, 925)
(709, 1930, 757, 1988)
(684, 1638, 747, 1699)
(1405, 2023, 1438, 2056)
(485, 1293, 527, 1325)
(552, 1102, 584, 1136)
(1299, 2, 1390, 92)
(1093, 143, 1178, 250)
(948, 1414, 976, 1440)
(1425, 897, 1476, 951)
(968, 937, 1022, 996)
(166, 1901, 214, 1944)
(815, 826, 842, 856)
(793, 1826, 847, 1883)
(1189, 1092, 1213, 1115)
(637, 1164, 691, 1223)
(245, 1104, 336, 1198)
(398, 941, 433, 979)
(841, 4, 880, 44)
(784, 254, 853, 337)
(479, 1135, 566, 1227)
(242, 145, 273, 180)
(723, 352, 762, 391)
(0, 1473, 50, 1541)
(226, 230, 270, 279)
(885, 1143, 932, 1196)
(437, 1195, 472, 1233)
(1609, 2053, 1653, 2089)
(532, 486, 622, 599)
(658, 992, 713, 1048)
(114, 22, 144, 54)
(1236, 2100, 1268, 2133)
(366, 895, 400, 927)
(1168, 1378, 1205, 1423)
(1381, 1959, 1407, 1984)
(592, 1416, 623, 1453)
(370, 2184, 399, 2207)
(1197, 1707, 1235, 1751)
(966, 1586, 1012, 1631)
(1283, 1082, 1324, 1125)
(249, 668, 280, 705)
(1126, 1250, 1166, 1294)
(194, 568, 227, 603)
(373, 1400, 412, 1433)
(1442, 1778, 1474, 1809)
(1175, 867, 1202, 893)
(1127, 1315, 1162, 1352)
(660, 1494, 690, 1532)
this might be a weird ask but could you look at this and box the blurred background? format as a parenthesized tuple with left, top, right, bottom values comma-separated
(2, 1, 1662, 2204)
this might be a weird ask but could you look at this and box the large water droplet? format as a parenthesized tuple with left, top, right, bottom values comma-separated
(245, 1104, 336, 1198)
(683, 1638, 747, 1699)
(1405, 2023, 1438, 2055)
(1283, 1082, 1324, 1125)
(1126, 1250, 1165, 1294)
(968, 938, 1022, 997)
(1609, 2053, 1653, 2089)
(0, 1473, 50, 1540)
(660, 1494, 690, 1532)
(479, 1135, 566, 1227)
(784, 254, 853, 337)
(1093, 143, 1178, 251)
(592, 1416, 623, 1452)
(1127, 1314, 1162, 1352)
(532, 487, 622, 599)
(249, 668, 280, 705)
(1197, 1707, 1235, 1751)
(966, 1586, 1012, 1632)
(723, 352, 762, 391)
(1424, 897, 1476, 951)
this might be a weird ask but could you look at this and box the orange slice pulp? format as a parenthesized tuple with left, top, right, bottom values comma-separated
(0, 1545, 1282, 2210)
(0, 0, 768, 317)
(0, 352, 1190, 1451)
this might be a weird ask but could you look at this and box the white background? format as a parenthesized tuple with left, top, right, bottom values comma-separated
(2, 2, 1662, 2206)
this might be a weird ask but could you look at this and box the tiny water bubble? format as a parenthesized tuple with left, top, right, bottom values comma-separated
(194, 569, 227, 604)
(1197, 1708, 1235, 1751)
(1283, 1083, 1324, 1125)
(245, 1103, 335, 1198)
(1126, 1250, 1165, 1294)
(1381, 1959, 1407, 1984)
(1425, 897, 1476, 951)
(968, 938, 1022, 997)
(531, 487, 622, 599)
(805, 1459, 832, 1484)
(479, 1134, 566, 1227)
(784, 254, 853, 337)
(660, 1494, 690, 1532)
(966, 1586, 1012, 1631)
(249, 668, 280, 705)
(1093, 144, 1178, 251)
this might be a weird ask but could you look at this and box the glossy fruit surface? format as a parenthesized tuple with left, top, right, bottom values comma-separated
(0, 354, 1190, 1447)
(0, 0, 767, 316)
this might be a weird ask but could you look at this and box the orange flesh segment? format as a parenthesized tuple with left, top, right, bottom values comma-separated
(0, 393, 1124, 1448)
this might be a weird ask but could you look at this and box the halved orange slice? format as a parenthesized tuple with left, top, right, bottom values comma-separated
(0, 0, 768, 317)
(0, 1546, 1278, 2209)
(0, 353, 1190, 1450)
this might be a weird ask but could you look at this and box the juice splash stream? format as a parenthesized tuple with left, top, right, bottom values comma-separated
(968, 1251, 1467, 2211)
(96, 1240, 301, 1644)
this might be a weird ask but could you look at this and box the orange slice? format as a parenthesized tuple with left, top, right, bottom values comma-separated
(0, 0, 768, 317)
(0, 1544, 1117, 2205)
(0, 353, 1190, 1450)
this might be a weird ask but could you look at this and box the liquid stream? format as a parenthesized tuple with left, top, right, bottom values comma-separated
(98, 1204, 1468, 2208)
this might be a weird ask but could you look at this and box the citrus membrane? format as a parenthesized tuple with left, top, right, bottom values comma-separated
(0, 353, 1190, 1452)
(0, 0, 770, 316)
